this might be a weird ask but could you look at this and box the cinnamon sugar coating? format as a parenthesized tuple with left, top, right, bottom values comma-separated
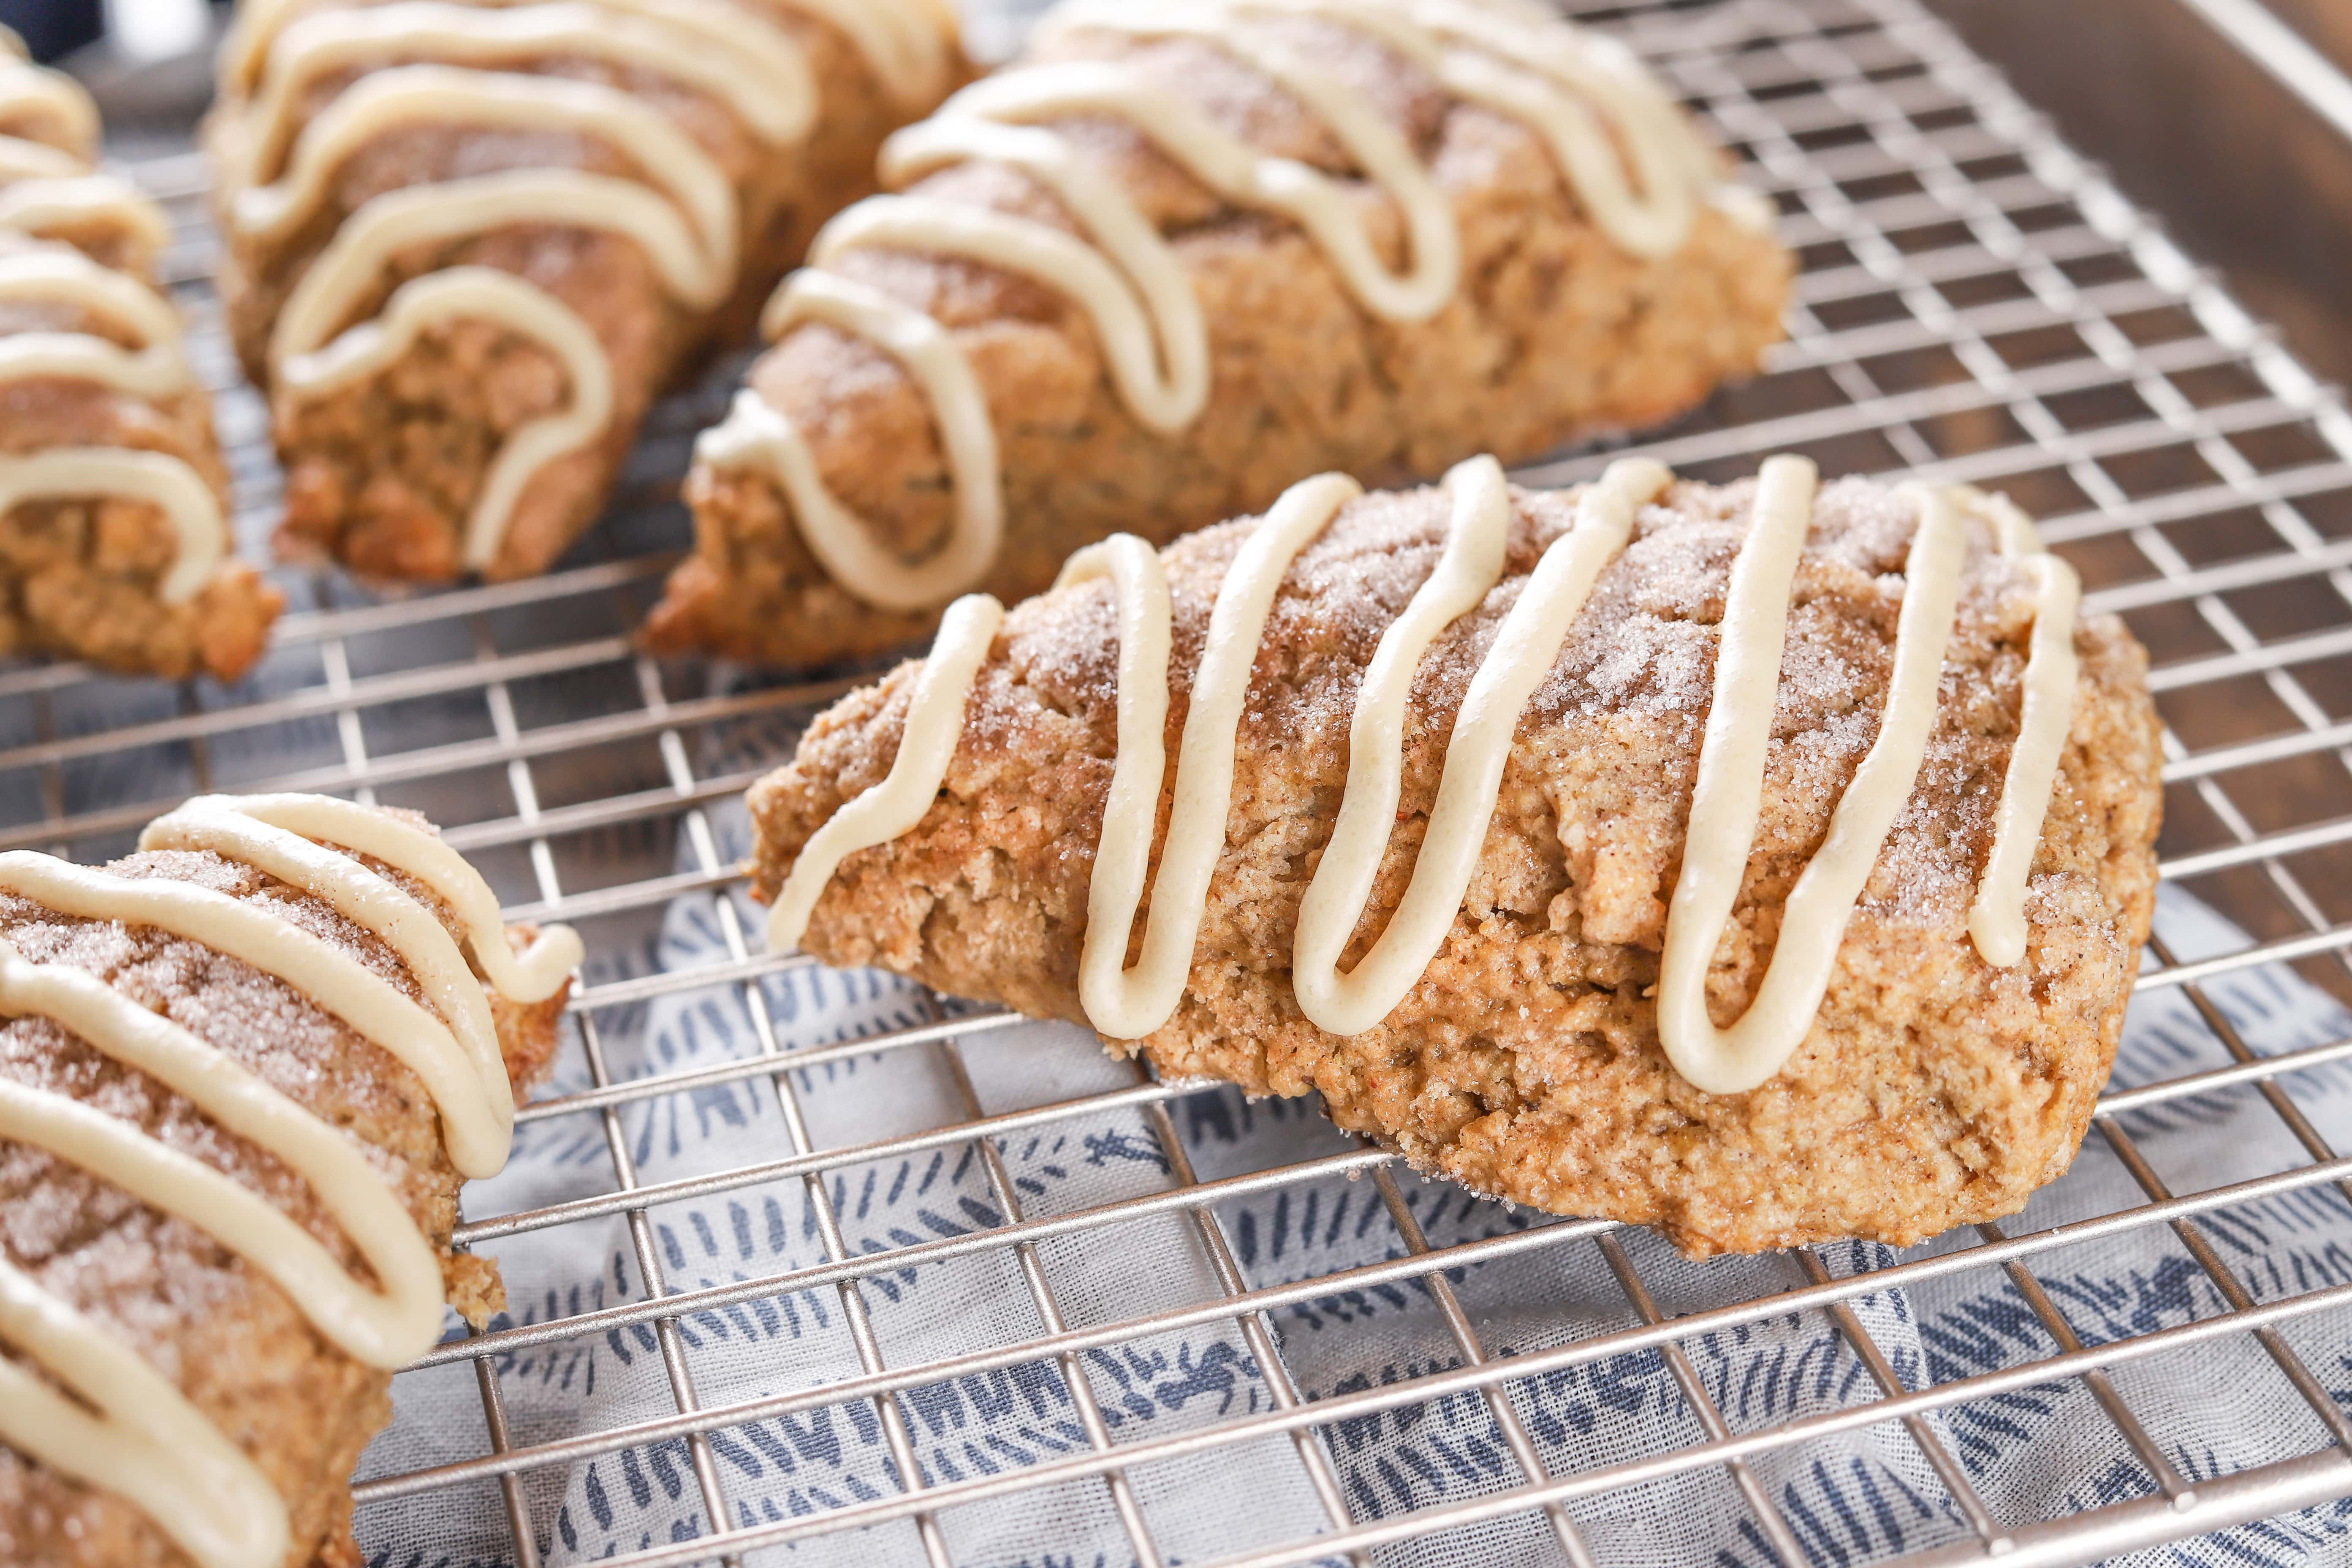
(648, 17, 1793, 664)
(209, 9, 967, 584)
(0, 818, 566, 1568)
(747, 473, 2163, 1256)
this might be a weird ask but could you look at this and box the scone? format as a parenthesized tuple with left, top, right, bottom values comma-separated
(0, 793, 579, 1568)
(746, 454, 2164, 1256)
(205, 0, 968, 583)
(646, 0, 1795, 666)
(0, 41, 281, 679)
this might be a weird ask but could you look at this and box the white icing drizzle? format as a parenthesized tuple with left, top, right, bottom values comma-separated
(0, 136, 82, 182)
(705, 0, 1749, 610)
(270, 166, 733, 352)
(1293, 455, 1672, 1035)
(0, 63, 226, 603)
(0, 449, 224, 603)
(0, 1254, 288, 1568)
(227, 0, 959, 571)
(769, 456, 2086, 1087)
(223, 0, 954, 120)
(236, 65, 738, 263)
(1966, 491, 2083, 967)
(0, 60, 99, 161)
(278, 265, 616, 569)
(0, 852, 520, 1174)
(702, 271, 1002, 613)
(0, 793, 581, 1568)
(1655, 462, 1964, 1094)
(766, 593, 1007, 951)
(1041, 0, 1727, 257)
(766, 470, 1366, 1036)
(229, 1, 813, 182)
(1069, 471, 1365, 1038)
(817, 186, 1217, 432)
(166, 791, 585, 1002)
(0, 60, 165, 258)
(0, 247, 189, 398)
(0, 956, 448, 1366)
(0, 174, 173, 265)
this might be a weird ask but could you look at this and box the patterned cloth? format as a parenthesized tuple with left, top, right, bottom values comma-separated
(356, 786, 2352, 1568)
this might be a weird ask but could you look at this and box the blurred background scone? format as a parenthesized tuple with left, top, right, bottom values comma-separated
(205, 0, 969, 584)
(0, 32, 279, 679)
(649, 0, 1793, 667)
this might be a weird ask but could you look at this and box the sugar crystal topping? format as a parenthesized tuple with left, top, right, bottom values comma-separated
(0, 793, 581, 1568)
(771, 454, 2081, 1095)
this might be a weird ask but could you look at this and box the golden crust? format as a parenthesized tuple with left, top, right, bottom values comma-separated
(0, 818, 568, 1568)
(648, 18, 1794, 664)
(748, 472, 2163, 1257)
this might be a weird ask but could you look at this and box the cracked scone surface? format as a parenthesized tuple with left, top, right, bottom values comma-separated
(651, 15, 1792, 665)
(748, 474, 2163, 1256)
(0, 837, 564, 1568)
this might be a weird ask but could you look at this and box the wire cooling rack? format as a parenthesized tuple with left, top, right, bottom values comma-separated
(25, 0, 2352, 1563)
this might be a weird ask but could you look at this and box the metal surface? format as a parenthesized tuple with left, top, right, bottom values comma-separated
(2172, 0, 2352, 146)
(1927, 0, 2352, 389)
(33, 0, 2352, 1561)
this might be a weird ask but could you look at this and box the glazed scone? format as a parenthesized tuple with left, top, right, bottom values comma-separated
(0, 45, 281, 679)
(746, 457, 2163, 1257)
(647, 0, 1793, 666)
(206, 0, 968, 583)
(0, 794, 578, 1568)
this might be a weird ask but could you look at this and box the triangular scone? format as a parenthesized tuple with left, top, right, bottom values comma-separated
(0, 796, 576, 1565)
(649, 0, 1793, 666)
(0, 47, 282, 678)
(205, 0, 967, 582)
(747, 459, 2163, 1257)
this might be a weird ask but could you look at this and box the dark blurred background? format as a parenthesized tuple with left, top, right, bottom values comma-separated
(1, 0, 103, 61)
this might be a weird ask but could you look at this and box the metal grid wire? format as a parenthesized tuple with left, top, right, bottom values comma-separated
(29, 0, 2352, 1561)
